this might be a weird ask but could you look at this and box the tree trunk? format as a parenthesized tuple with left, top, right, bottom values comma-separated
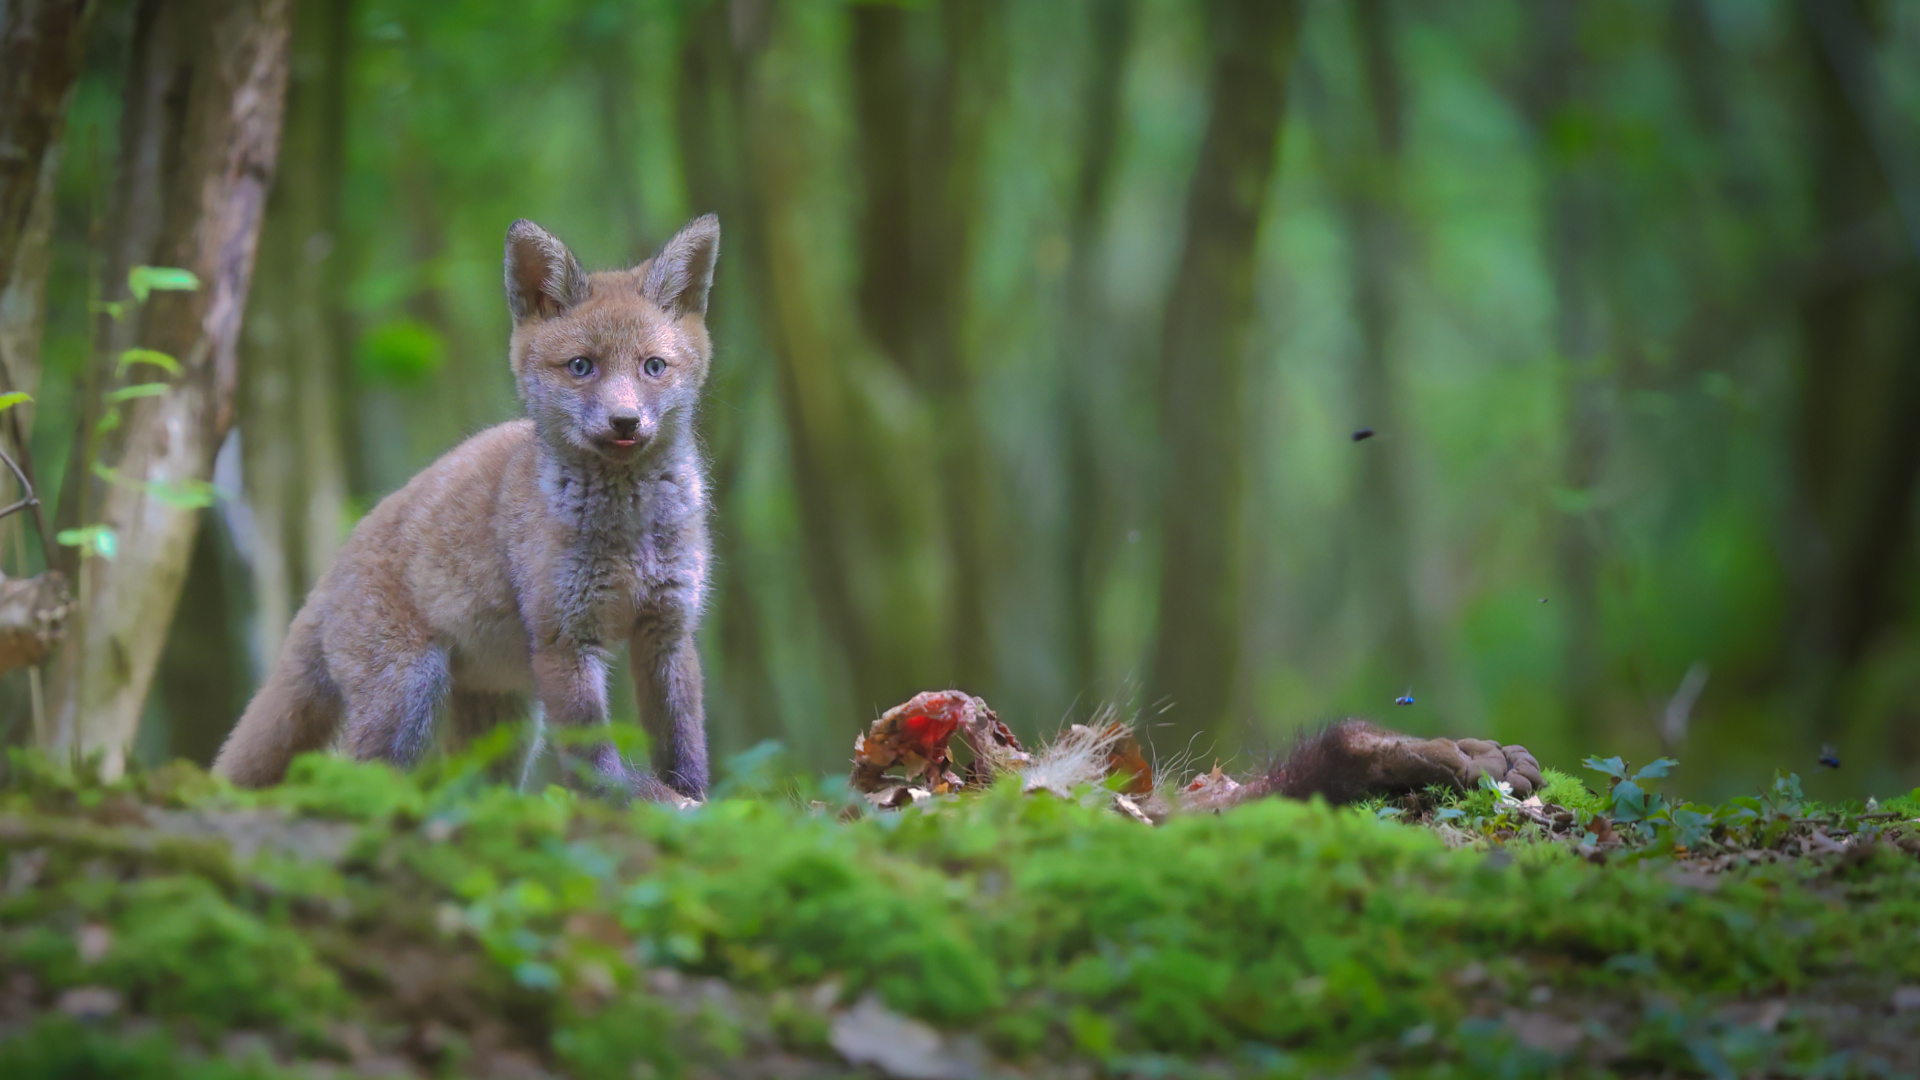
(1341, 0, 1423, 684)
(1788, 0, 1920, 755)
(44, 0, 290, 777)
(1523, 0, 1610, 742)
(680, 0, 947, 727)
(847, 0, 1003, 693)
(0, 0, 94, 566)
(1147, 0, 1301, 746)
(240, 0, 350, 670)
(1057, 0, 1135, 698)
(0, 0, 92, 300)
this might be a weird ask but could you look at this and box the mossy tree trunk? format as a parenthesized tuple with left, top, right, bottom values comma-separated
(1147, 0, 1302, 746)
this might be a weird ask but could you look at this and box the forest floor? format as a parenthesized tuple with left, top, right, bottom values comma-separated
(2, 735, 1919, 1080)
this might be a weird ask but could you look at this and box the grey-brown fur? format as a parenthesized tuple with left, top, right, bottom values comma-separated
(1240, 719, 1543, 805)
(214, 216, 720, 799)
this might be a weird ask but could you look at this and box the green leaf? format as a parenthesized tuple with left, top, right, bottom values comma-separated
(145, 478, 218, 510)
(93, 462, 219, 509)
(1631, 757, 1678, 781)
(1668, 807, 1712, 848)
(1582, 755, 1628, 782)
(0, 392, 32, 413)
(55, 525, 117, 559)
(127, 265, 201, 303)
(1769, 771, 1805, 815)
(1610, 779, 1648, 823)
(94, 408, 122, 436)
(117, 348, 181, 375)
(106, 383, 171, 404)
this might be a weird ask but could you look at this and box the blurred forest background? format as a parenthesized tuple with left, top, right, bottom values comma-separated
(4, 0, 1919, 802)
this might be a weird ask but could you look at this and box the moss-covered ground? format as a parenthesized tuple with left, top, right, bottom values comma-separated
(3, 743, 1919, 1079)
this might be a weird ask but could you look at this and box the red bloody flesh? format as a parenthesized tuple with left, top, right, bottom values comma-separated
(896, 691, 968, 755)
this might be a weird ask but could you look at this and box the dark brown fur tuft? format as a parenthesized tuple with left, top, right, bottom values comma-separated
(1244, 719, 1466, 805)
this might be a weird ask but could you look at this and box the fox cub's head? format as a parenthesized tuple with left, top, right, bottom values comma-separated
(504, 215, 719, 465)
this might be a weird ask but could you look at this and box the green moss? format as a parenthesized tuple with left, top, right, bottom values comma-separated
(1538, 767, 1602, 814)
(0, 1017, 300, 1079)
(3, 752, 1918, 1076)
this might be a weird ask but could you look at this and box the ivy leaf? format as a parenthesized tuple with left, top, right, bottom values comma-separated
(1632, 757, 1679, 781)
(0, 392, 32, 413)
(106, 383, 171, 404)
(127, 265, 200, 302)
(1582, 755, 1628, 782)
(117, 349, 181, 376)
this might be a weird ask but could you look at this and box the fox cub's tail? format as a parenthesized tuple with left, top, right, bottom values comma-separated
(213, 610, 343, 787)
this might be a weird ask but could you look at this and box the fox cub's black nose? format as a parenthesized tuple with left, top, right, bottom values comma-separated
(610, 415, 640, 440)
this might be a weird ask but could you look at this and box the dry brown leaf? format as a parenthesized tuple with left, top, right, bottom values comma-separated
(1101, 724, 1154, 795)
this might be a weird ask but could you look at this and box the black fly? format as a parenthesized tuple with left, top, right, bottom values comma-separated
(1352, 428, 1375, 442)
(1817, 744, 1841, 769)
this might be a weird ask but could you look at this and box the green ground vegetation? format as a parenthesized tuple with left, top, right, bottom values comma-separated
(3, 741, 1919, 1079)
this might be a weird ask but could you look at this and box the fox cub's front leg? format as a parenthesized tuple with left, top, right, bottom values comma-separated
(530, 640, 702, 802)
(529, 644, 621, 785)
(632, 629, 708, 798)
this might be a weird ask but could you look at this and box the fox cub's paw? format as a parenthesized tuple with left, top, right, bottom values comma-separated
(1452, 739, 1542, 798)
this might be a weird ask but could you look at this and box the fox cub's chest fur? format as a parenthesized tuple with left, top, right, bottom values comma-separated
(538, 457, 709, 650)
(215, 214, 722, 801)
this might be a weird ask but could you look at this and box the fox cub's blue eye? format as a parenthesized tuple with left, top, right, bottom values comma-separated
(567, 357, 593, 377)
(643, 356, 667, 378)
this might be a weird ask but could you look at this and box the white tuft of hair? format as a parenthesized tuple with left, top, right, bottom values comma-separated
(1019, 720, 1131, 799)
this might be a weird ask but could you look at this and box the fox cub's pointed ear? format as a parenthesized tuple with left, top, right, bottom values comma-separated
(641, 214, 720, 319)
(505, 220, 589, 323)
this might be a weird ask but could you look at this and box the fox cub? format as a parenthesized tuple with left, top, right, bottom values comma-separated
(214, 216, 720, 800)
